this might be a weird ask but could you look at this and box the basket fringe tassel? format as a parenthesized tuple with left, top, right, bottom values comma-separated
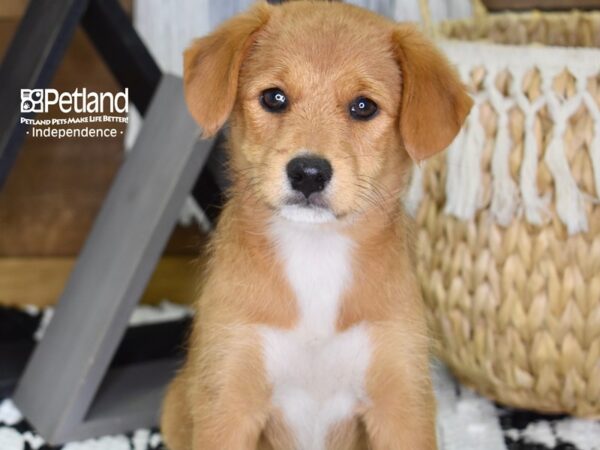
(407, 47, 600, 236)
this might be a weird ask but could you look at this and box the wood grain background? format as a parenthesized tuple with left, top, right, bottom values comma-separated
(0, 6, 204, 306)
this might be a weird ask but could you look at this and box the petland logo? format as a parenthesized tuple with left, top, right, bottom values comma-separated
(20, 88, 129, 114)
(20, 88, 129, 139)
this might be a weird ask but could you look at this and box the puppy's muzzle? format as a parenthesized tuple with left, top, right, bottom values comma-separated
(286, 156, 332, 200)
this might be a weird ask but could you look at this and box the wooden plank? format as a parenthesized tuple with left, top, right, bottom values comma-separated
(0, 1, 27, 19)
(482, 0, 600, 11)
(0, 255, 203, 307)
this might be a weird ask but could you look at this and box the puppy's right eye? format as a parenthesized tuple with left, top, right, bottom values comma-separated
(260, 88, 288, 113)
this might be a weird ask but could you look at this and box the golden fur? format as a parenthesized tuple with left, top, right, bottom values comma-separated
(161, 1, 472, 449)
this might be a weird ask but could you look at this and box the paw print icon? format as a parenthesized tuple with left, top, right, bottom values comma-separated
(20, 89, 44, 113)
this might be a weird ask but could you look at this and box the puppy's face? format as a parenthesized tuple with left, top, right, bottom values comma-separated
(233, 4, 403, 224)
(184, 1, 472, 225)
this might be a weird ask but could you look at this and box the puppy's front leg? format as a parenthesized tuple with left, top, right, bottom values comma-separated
(193, 408, 266, 450)
(363, 377, 438, 450)
(189, 328, 270, 450)
(362, 325, 438, 450)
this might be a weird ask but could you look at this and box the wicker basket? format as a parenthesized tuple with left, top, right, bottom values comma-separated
(411, 2, 600, 417)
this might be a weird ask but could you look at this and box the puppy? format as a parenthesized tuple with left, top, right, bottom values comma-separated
(161, 1, 472, 449)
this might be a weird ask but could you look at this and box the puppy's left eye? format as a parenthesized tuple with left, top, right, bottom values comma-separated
(349, 97, 378, 121)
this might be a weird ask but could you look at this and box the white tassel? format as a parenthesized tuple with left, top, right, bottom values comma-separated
(444, 102, 486, 220)
(588, 120, 600, 202)
(519, 109, 550, 226)
(582, 84, 600, 202)
(544, 126, 588, 234)
(510, 68, 550, 226)
(444, 126, 465, 218)
(487, 67, 519, 226)
(543, 70, 589, 235)
(439, 41, 600, 233)
(404, 164, 424, 218)
(491, 114, 519, 226)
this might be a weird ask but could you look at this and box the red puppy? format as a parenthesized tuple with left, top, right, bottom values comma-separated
(161, 1, 472, 449)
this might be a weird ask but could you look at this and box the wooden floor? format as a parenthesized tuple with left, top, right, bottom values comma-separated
(0, 255, 205, 308)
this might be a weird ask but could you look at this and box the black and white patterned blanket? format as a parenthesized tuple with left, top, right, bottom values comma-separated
(1, 305, 598, 450)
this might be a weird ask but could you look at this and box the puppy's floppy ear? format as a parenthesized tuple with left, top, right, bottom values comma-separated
(183, 3, 271, 137)
(391, 26, 472, 162)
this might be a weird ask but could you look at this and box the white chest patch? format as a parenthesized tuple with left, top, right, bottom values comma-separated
(260, 219, 371, 450)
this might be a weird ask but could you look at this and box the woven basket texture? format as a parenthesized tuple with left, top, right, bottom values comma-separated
(415, 8, 600, 417)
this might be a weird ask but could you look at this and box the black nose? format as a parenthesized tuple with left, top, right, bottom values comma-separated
(286, 156, 333, 199)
